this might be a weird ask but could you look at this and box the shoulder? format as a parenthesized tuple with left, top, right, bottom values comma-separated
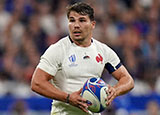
(41, 36, 71, 58)
(48, 36, 71, 50)
(92, 38, 120, 60)
(92, 38, 112, 52)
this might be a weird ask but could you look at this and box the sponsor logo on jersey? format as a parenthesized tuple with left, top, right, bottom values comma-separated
(68, 54, 78, 67)
(96, 54, 103, 64)
(83, 55, 90, 59)
(83, 52, 90, 59)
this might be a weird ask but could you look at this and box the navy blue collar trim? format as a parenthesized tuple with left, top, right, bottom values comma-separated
(69, 36, 73, 43)
(91, 39, 93, 42)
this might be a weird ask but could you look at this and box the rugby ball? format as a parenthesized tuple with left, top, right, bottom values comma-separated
(81, 77, 108, 113)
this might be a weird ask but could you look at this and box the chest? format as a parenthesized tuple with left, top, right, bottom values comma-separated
(62, 45, 105, 78)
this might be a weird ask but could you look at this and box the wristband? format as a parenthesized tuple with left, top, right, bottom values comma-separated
(66, 94, 70, 103)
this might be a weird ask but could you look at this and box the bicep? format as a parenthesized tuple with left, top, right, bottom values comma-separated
(111, 65, 132, 81)
(31, 68, 53, 84)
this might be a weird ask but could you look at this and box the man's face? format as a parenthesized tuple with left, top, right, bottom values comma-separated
(68, 11, 95, 42)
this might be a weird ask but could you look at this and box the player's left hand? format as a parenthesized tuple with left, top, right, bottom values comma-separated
(105, 85, 117, 106)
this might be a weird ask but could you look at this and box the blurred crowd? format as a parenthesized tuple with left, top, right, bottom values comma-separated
(0, 0, 160, 111)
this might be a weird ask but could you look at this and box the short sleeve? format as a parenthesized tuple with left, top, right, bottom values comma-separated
(37, 43, 62, 76)
(103, 45, 121, 74)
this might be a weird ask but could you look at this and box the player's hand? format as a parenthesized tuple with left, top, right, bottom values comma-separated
(105, 85, 117, 106)
(69, 88, 89, 113)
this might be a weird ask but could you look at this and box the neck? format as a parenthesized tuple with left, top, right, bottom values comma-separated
(74, 39, 91, 47)
(69, 36, 92, 47)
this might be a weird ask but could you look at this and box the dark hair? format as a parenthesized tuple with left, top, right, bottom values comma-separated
(66, 2, 95, 21)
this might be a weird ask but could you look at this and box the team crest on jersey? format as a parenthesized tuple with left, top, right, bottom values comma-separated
(68, 54, 78, 67)
(96, 53, 103, 64)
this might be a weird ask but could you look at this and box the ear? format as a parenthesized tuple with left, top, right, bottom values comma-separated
(91, 21, 96, 29)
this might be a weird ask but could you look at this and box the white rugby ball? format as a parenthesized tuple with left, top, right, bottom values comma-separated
(81, 77, 108, 113)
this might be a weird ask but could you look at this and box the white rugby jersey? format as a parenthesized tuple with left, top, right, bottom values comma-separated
(37, 36, 121, 115)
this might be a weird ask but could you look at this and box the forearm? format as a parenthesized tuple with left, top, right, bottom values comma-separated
(31, 68, 88, 113)
(112, 65, 134, 97)
(31, 68, 68, 103)
(31, 80, 68, 102)
(113, 75, 134, 96)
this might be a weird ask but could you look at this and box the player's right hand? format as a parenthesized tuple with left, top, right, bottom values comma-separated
(69, 88, 89, 113)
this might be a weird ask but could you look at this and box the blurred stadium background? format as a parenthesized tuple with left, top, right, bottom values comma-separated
(0, 0, 160, 115)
